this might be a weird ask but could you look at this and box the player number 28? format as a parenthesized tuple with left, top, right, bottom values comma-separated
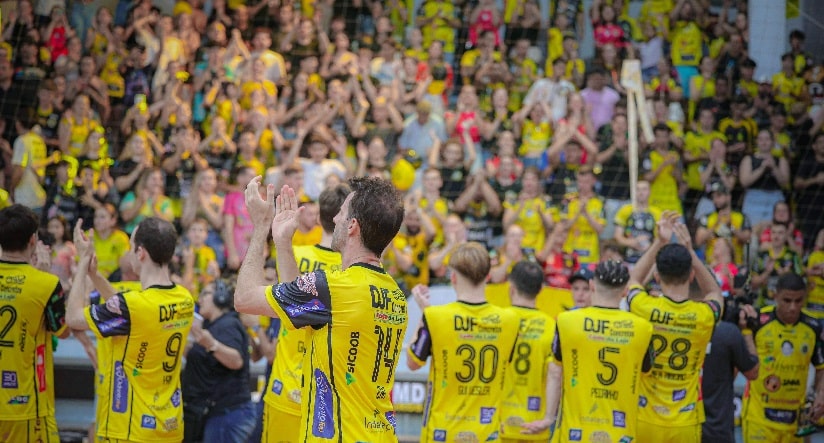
(650, 334, 691, 371)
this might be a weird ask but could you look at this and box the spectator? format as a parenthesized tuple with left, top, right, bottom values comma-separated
(793, 132, 824, 251)
(750, 221, 803, 304)
(758, 201, 803, 256)
(502, 166, 554, 253)
(643, 123, 685, 216)
(90, 203, 130, 279)
(559, 166, 606, 266)
(695, 183, 752, 265)
(580, 67, 620, 131)
(182, 279, 255, 443)
(613, 180, 661, 265)
(739, 129, 790, 227)
(119, 167, 174, 234)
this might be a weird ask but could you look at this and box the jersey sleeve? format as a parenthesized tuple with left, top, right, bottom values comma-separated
(626, 284, 647, 308)
(265, 270, 332, 330)
(85, 293, 131, 338)
(551, 325, 562, 362)
(641, 340, 655, 373)
(408, 313, 433, 367)
(45, 281, 67, 335)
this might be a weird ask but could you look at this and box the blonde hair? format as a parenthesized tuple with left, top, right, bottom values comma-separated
(449, 242, 491, 285)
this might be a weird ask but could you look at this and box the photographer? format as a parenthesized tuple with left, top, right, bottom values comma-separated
(182, 279, 255, 443)
(700, 277, 759, 443)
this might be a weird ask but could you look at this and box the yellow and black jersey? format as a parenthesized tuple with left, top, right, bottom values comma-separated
(553, 307, 654, 442)
(743, 307, 824, 431)
(627, 285, 719, 426)
(264, 244, 341, 417)
(265, 263, 407, 442)
(500, 306, 556, 441)
(84, 284, 194, 442)
(0, 260, 66, 420)
(408, 301, 519, 443)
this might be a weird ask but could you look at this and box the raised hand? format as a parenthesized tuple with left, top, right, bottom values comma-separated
(673, 219, 693, 250)
(657, 211, 679, 242)
(244, 175, 276, 228)
(411, 284, 431, 309)
(73, 219, 94, 260)
(271, 185, 304, 243)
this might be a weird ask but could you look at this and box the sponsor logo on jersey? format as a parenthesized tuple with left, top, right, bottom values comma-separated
(680, 402, 695, 413)
(480, 407, 496, 424)
(527, 396, 541, 411)
(485, 431, 498, 441)
(171, 388, 181, 407)
(618, 436, 634, 443)
(2, 371, 18, 389)
(312, 369, 335, 439)
(7, 395, 28, 404)
(163, 417, 179, 432)
(35, 345, 46, 392)
(590, 431, 611, 443)
(639, 395, 647, 407)
(765, 408, 797, 424)
(433, 429, 447, 441)
(455, 431, 478, 443)
(568, 429, 582, 441)
(141, 415, 156, 429)
(296, 273, 319, 297)
(613, 410, 626, 428)
(286, 299, 326, 318)
(98, 317, 127, 333)
(672, 389, 687, 401)
(347, 332, 360, 373)
(112, 361, 129, 413)
(272, 379, 283, 395)
(385, 411, 396, 429)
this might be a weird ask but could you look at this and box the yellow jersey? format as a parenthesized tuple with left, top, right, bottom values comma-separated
(643, 150, 683, 215)
(265, 263, 407, 442)
(683, 130, 726, 191)
(627, 285, 719, 427)
(84, 284, 194, 442)
(553, 307, 654, 442)
(500, 306, 556, 441)
(503, 196, 554, 253)
(519, 120, 553, 158)
(293, 226, 323, 247)
(409, 301, 519, 443)
(560, 196, 606, 265)
(0, 260, 66, 420)
(807, 251, 824, 316)
(419, 1, 458, 54)
(93, 230, 131, 279)
(698, 211, 751, 265)
(263, 244, 341, 417)
(670, 20, 703, 66)
(385, 230, 431, 290)
(743, 307, 824, 431)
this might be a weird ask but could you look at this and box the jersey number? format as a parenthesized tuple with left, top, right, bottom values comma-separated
(651, 334, 691, 371)
(597, 346, 619, 386)
(455, 344, 499, 383)
(163, 333, 182, 372)
(0, 306, 18, 348)
(514, 342, 531, 375)
(372, 326, 403, 384)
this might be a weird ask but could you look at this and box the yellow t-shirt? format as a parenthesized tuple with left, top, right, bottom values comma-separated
(560, 196, 606, 265)
(292, 226, 322, 247)
(409, 301, 519, 443)
(554, 307, 653, 442)
(500, 306, 556, 441)
(627, 285, 719, 428)
(772, 72, 805, 110)
(93, 229, 131, 279)
(643, 150, 683, 215)
(807, 251, 824, 316)
(503, 196, 554, 252)
(264, 244, 342, 417)
(265, 265, 407, 442)
(519, 120, 553, 158)
(670, 20, 703, 66)
(0, 262, 66, 420)
(385, 230, 431, 290)
(420, 1, 457, 54)
(84, 285, 194, 442)
(683, 130, 725, 190)
(698, 211, 750, 265)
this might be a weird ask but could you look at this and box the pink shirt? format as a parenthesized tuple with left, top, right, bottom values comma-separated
(222, 191, 254, 260)
(580, 87, 620, 131)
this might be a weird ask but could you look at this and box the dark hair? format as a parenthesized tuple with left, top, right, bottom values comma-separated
(594, 260, 630, 288)
(655, 244, 693, 285)
(781, 52, 794, 62)
(0, 205, 39, 252)
(789, 29, 805, 41)
(211, 279, 235, 310)
(134, 217, 178, 265)
(653, 123, 671, 133)
(347, 176, 404, 256)
(47, 215, 73, 242)
(509, 261, 544, 299)
(776, 272, 806, 293)
(16, 107, 37, 130)
(318, 183, 351, 233)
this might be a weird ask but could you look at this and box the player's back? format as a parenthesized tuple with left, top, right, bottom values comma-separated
(264, 244, 341, 415)
(555, 306, 653, 442)
(299, 264, 408, 443)
(94, 284, 194, 442)
(420, 301, 519, 443)
(500, 306, 555, 441)
(627, 285, 718, 426)
(0, 261, 64, 420)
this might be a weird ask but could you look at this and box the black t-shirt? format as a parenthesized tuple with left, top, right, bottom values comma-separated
(701, 321, 757, 443)
(597, 139, 631, 201)
(182, 312, 251, 411)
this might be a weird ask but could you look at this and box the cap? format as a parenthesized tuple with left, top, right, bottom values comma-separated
(709, 181, 729, 195)
(568, 268, 594, 285)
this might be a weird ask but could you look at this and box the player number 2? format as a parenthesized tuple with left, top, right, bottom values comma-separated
(0, 305, 18, 348)
(651, 334, 691, 371)
(597, 346, 619, 386)
(455, 344, 499, 383)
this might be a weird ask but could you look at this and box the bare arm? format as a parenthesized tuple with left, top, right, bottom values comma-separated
(233, 180, 278, 317)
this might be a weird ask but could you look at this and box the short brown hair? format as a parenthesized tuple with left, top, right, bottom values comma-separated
(449, 242, 490, 286)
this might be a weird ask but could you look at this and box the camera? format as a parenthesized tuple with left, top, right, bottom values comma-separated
(722, 273, 758, 330)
